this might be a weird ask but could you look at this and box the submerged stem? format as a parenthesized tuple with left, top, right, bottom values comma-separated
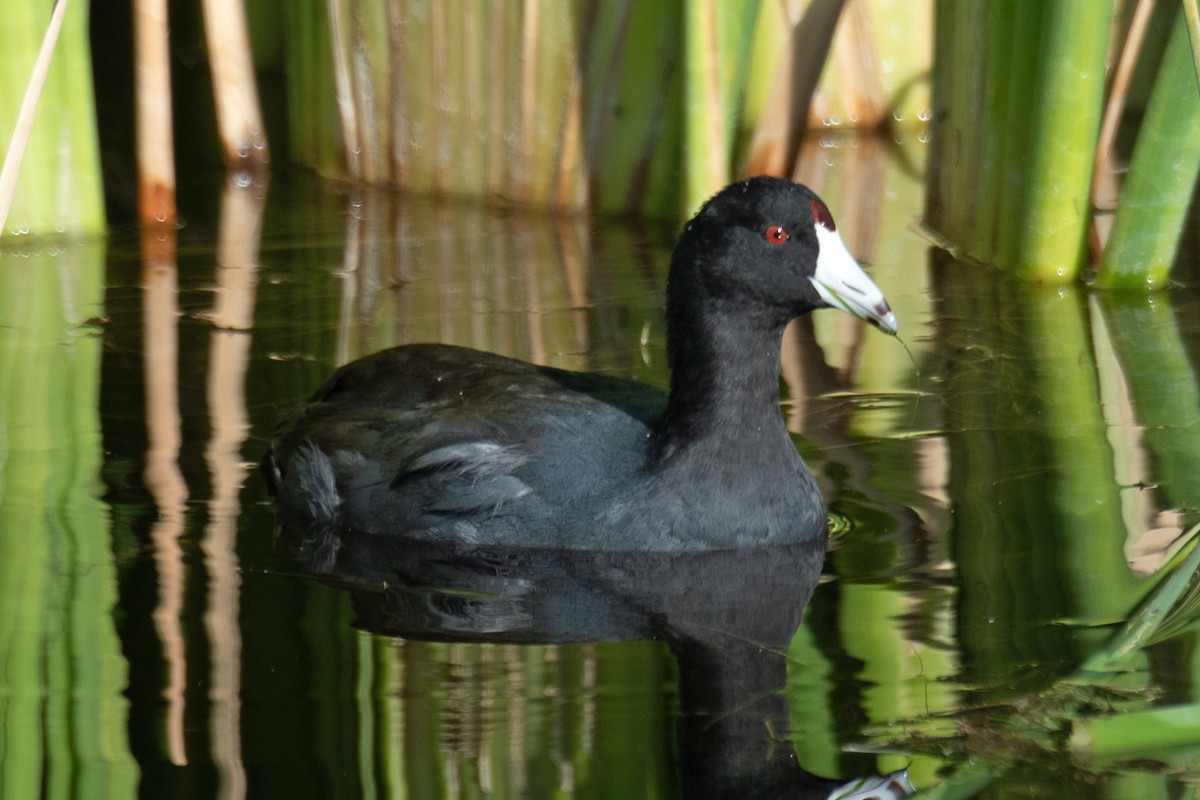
(1075, 523, 1200, 676)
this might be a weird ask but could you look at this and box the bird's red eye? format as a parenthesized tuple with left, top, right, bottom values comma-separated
(765, 225, 788, 244)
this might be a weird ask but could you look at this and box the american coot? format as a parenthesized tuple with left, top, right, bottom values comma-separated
(267, 177, 896, 560)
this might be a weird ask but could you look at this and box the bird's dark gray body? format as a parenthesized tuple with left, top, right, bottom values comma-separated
(269, 343, 826, 564)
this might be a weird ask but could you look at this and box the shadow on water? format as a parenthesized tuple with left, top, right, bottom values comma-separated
(5, 138, 1200, 798)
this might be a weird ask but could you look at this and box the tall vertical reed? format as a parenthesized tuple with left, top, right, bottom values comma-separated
(286, 0, 930, 216)
(0, 0, 104, 238)
(134, 0, 176, 227)
(202, 0, 270, 168)
(927, 0, 1112, 282)
(1096, 10, 1200, 289)
(281, 2, 341, 175)
(682, 0, 761, 212)
(928, 1, 1200, 287)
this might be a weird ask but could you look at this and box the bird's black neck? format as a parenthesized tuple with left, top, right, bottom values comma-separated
(649, 299, 793, 467)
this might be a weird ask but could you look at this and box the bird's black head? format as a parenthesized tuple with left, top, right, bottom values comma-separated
(668, 177, 897, 333)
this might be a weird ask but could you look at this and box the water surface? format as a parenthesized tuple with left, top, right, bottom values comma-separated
(3, 141, 1200, 798)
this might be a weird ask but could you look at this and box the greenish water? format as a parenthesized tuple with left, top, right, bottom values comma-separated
(2, 141, 1200, 798)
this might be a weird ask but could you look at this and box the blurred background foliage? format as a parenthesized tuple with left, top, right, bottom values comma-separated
(4, 0, 1199, 286)
(12, 0, 933, 226)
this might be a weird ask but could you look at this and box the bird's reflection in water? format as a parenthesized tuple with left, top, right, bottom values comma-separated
(276, 521, 914, 800)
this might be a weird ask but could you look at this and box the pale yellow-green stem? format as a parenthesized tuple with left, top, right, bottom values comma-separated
(1, 0, 104, 238)
(683, 0, 734, 212)
(0, 0, 68, 234)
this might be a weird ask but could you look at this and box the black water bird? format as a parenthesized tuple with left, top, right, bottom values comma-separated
(266, 177, 897, 565)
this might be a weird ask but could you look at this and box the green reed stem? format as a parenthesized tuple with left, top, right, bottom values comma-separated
(281, 2, 340, 175)
(928, 0, 1111, 282)
(1070, 701, 1200, 764)
(1096, 10, 1200, 289)
(1003, 0, 1112, 281)
(0, 0, 104, 239)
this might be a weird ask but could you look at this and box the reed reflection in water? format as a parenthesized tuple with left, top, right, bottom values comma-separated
(4, 136, 1200, 797)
